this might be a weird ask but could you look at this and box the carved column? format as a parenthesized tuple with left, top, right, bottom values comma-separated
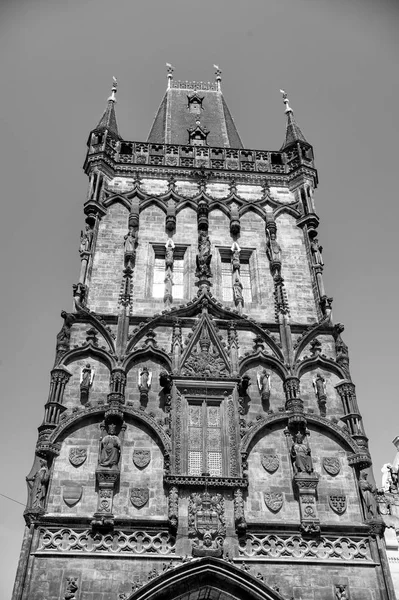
(40, 367, 71, 428)
(167, 486, 179, 534)
(335, 380, 369, 451)
(171, 319, 182, 373)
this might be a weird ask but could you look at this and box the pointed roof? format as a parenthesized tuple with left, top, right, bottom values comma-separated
(280, 89, 308, 150)
(93, 77, 121, 139)
(147, 67, 243, 148)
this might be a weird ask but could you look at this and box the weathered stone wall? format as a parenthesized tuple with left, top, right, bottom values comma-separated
(88, 202, 128, 313)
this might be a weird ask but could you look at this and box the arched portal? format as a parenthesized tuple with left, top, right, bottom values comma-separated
(128, 557, 285, 600)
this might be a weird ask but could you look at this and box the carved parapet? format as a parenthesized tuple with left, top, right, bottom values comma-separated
(294, 472, 320, 535)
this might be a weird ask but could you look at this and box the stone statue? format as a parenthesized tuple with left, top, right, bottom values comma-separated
(80, 363, 94, 390)
(139, 366, 152, 391)
(381, 464, 393, 492)
(196, 231, 212, 279)
(27, 458, 49, 510)
(358, 471, 377, 518)
(79, 224, 93, 254)
(257, 369, 271, 403)
(310, 238, 324, 266)
(266, 230, 282, 264)
(165, 240, 174, 268)
(164, 271, 173, 299)
(313, 372, 326, 399)
(231, 249, 240, 272)
(99, 423, 120, 468)
(389, 464, 399, 491)
(123, 227, 136, 254)
(291, 433, 313, 474)
(335, 585, 347, 600)
(232, 271, 243, 304)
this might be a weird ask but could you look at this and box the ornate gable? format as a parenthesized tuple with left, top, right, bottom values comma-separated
(180, 313, 231, 378)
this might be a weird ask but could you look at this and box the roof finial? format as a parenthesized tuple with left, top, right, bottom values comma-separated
(166, 63, 174, 89)
(214, 64, 222, 92)
(280, 89, 292, 114)
(108, 77, 117, 103)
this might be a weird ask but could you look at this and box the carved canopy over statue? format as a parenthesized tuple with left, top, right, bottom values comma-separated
(291, 433, 314, 474)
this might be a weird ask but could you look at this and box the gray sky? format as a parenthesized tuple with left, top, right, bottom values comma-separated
(0, 0, 398, 596)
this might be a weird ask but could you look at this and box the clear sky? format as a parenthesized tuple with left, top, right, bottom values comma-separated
(0, 0, 398, 597)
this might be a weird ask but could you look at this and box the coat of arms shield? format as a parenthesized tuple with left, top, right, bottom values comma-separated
(133, 449, 151, 469)
(63, 484, 83, 507)
(264, 492, 283, 512)
(69, 448, 87, 467)
(261, 453, 279, 473)
(130, 487, 149, 508)
(329, 494, 347, 514)
(323, 457, 341, 476)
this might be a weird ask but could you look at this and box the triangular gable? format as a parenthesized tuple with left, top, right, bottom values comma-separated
(180, 312, 231, 377)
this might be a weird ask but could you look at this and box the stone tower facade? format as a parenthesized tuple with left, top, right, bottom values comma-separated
(12, 68, 395, 600)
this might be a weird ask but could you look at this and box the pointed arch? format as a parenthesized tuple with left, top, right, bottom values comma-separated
(139, 198, 167, 214)
(103, 194, 131, 211)
(127, 557, 285, 600)
(293, 320, 331, 363)
(49, 404, 171, 453)
(123, 346, 172, 373)
(240, 412, 360, 456)
(239, 352, 288, 380)
(175, 199, 198, 214)
(60, 344, 115, 372)
(296, 355, 347, 380)
(273, 205, 301, 220)
(239, 203, 266, 220)
(208, 201, 231, 218)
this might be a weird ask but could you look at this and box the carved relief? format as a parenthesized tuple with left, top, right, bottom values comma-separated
(323, 457, 341, 476)
(168, 486, 179, 532)
(227, 397, 238, 477)
(188, 491, 225, 556)
(261, 453, 279, 473)
(290, 432, 313, 474)
(329, 494, 347, 515)
(182, 325, 227, 377)
(99, 423, 120, 468)
(133, 450, 151, 469)
(38, 528, 176, 555)
(264, 492, 283, 513)
(69, 448, 87, 468)
(64, 577, 79, 600)
(239, 533, 371, 561)
(130, 487, 149, 508)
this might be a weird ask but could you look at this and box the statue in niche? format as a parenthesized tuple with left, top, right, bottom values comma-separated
(165, 239, 174, 268)
(55, 311, 75, 364)
(196, 231, 212, 279)
(79, 224, 93, 254)
(257, 369, 271, 404)
(164, 271, 173, 299)
(139, 366, 152, 392)
(99, 423, 120, 468)
(310, 238, 324, 266)
(232, 271, 243, 305)
(27, 458, 49, 510)
(291, 432, 314, 474)
(231, 242, 241, 272)
(358, 471, 378, 518)
(313, 372, 327, 415)
(80, 363, 94, 403)
(266, 230, 282, 264)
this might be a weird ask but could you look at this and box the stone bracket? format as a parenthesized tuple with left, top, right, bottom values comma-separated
(294, 473, 320, 535)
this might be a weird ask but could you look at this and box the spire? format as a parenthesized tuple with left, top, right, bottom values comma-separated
(94, 77, 121, 139)
(147, 66, 242, 148)
(280, 89, 308, 149)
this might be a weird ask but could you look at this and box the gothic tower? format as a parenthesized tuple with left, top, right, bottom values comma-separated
(12, 67, 395, 600)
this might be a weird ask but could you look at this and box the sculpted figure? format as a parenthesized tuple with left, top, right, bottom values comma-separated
(266, 230, 282, 263)
(231, 248, 240, 272)
(196, 231, 212, 278)
(164, 270, 173, 299)
(123, 227, 136, 254)
(381, 464, 393, 492)
(79, 224, 93, 254)
(80, 363, 94, 390)
(358, 471, 377, 518)
(27, 458, 49, 510)
(165, 239, 174, 268)
(291, 432, 313, 474)
(313, 372, 326, 399)
(99, 423, 120, 468)
(257, 369, 271, 402)
(310, 238, 324, 266)
(139, 366, 152, 391)
(232, 271, 243, 304)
